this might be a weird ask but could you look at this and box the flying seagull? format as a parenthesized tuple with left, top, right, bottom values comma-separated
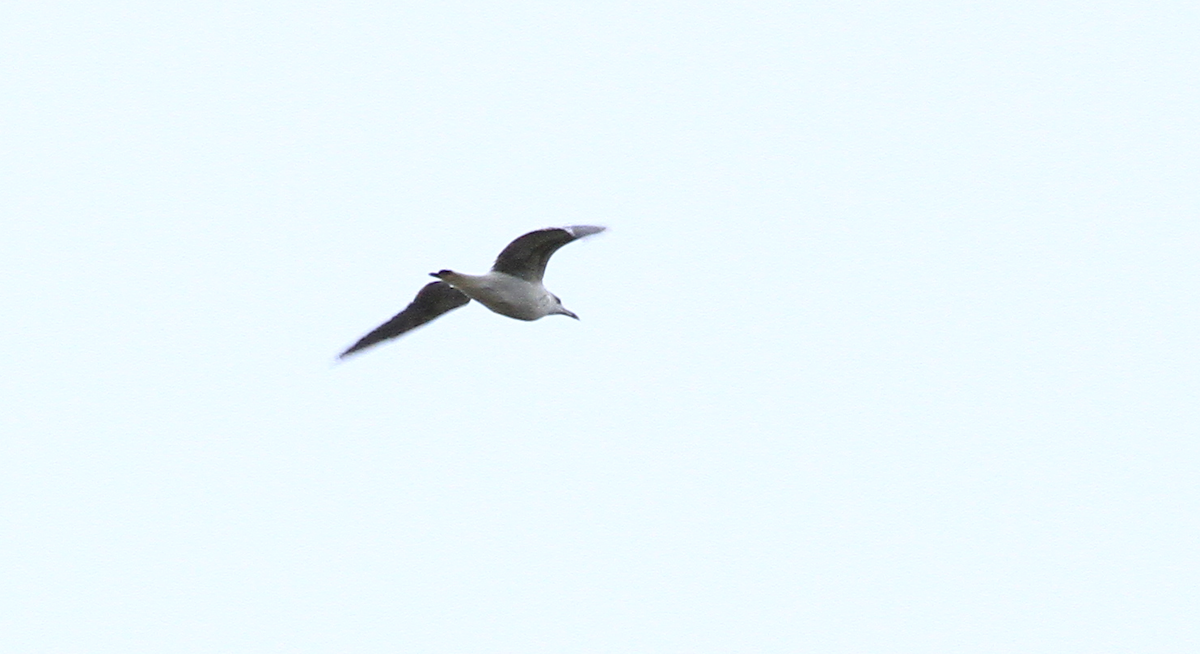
(339, 225, 606, 358)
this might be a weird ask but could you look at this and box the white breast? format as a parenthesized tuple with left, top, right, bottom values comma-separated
(441, 271, 554, 321)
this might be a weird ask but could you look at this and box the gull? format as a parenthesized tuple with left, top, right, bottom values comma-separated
(339, 225, 606, 358)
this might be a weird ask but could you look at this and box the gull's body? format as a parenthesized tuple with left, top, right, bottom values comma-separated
(339, 225, 605, 358)
(432, 270, 560, 321)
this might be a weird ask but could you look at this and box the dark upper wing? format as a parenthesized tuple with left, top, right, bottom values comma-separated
(490, 225, 605, 282)
(338, 281, 470, 358)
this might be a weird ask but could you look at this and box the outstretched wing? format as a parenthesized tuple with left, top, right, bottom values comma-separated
(490, 225, 605, 282)
(339, 281, 470, 358)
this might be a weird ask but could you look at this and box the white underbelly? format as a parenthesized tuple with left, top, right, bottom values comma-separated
(448, 272, 550, 321)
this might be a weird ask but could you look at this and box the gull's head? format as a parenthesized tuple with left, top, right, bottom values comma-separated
(550, 295, 579, 320)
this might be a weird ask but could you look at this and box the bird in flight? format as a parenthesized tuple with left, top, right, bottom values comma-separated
(339, 225, 606, 358)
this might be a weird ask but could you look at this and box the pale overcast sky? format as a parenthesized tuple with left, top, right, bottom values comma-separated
(2, 2, 1198, 652)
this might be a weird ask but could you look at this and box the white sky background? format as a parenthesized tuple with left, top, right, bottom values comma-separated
(2, 1, 1197, 652)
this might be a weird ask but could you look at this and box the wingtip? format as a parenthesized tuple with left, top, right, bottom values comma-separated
(337, 339, 373, 359)
(565, 224, 606, 236)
